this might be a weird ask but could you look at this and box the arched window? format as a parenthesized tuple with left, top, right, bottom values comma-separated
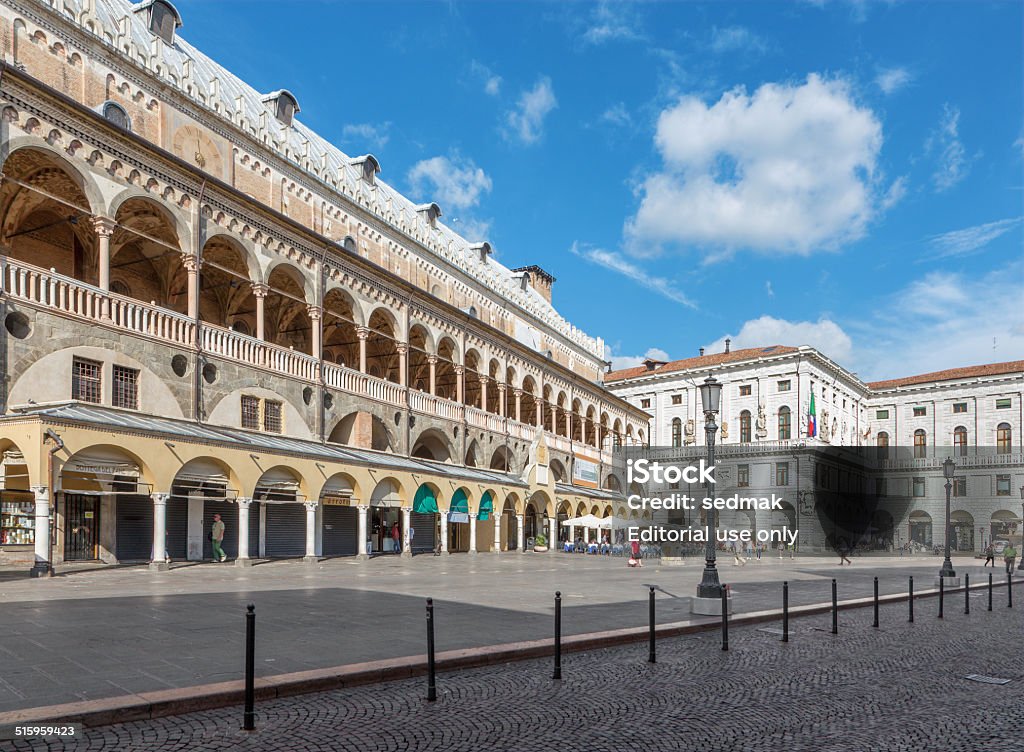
(671, 418, 682, 447)
(876, 431, 889, 461)
(102, 101, 130, 131)
(996, 422, 1012, 454)
(740, 410, 752, 443)
(109, 280, 131, 297)
(953, 426, 967, 457)
(778, 406, 791, 441)
(913, 429, 927, 458)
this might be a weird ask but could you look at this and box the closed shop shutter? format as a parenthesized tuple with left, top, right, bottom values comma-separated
(265, 503, 306, 557)
(203, 500, 239, 560)
(165, 497, 188, 560)
(115, 495, 153, 562)
(322, 505, 358, 556)
(410, 511, 436, 554)
(248, 502, 260, 558)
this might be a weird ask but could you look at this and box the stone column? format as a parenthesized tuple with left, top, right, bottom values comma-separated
(493, 513, 502, 553)
(514, 388, 522, 423)
(439, 514, 449, 554)
(516, 513, 525, 553)
(182, 254, 201, 320)
(251, 284, 269, 340)
(308, 305, 322, 361)
(550, 406, 558, 434)
(568, 522, 576, 545)
(357, 505, 369, 559)
(479, 376, 488, 411)
(497, 384, 506, 417)
(150, 492, 169, 571)
(469, 513, 478, 554)
(304, 501, 318, 563)
(549, 517, 557, 552)
(535, 400, 543, 427)
(397, 343, 408, 387)
(236, 498, 253, 567)
(455, 365, 465, 404)
(427, 356, 438, 396)
(402, 507, 412, 558)
(29, 486, 51, 577)
(92, 217, 115, 320)
(564, 411, 572, 439)
(357, 327, 369, 373)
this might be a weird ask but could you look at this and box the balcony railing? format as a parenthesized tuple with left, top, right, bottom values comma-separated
(467, 405, 507, 434)
(322, 362, 405, 408)
(409, 390, 464, 422)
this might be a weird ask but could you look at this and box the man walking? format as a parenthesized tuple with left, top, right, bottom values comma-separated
(1004, 543, 1017, 575)
(211, 513, 226, 563)
(983, 543, 995, 567)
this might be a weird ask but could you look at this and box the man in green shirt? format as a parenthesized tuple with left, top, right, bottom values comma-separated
(211, 513, 226, 563)
(1004, 543, 1017, 575)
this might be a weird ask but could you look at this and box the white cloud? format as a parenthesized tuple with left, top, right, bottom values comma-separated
(926, 104, 969, 192)
(341, 122, 391, 151)
(703, 316, 853, 363)
(710, 26, 767, 54)
(504, 77, 557, 145)
(570, 242, 696, 309)
(600, 102, 633, 128)
(875, 66, 913, 95)
(470, 60, 502, 96)
(855, 262, 1024, 380)
(407, 154, 493, 212)
(484, 76, 502, 96)
(608, 347, 671, 371)
(580, 2, 642, 45)
(625, 74, 887, 258)
(928, 217, 1022, 259)
(765, 280, 775, 298)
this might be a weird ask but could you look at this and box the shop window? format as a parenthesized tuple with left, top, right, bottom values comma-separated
(72, 357, 102, 403)
(0, 492, 35, 546)
(112, 365, 139, 410)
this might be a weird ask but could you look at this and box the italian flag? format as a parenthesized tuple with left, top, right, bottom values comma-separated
(808, 391, 817, 438)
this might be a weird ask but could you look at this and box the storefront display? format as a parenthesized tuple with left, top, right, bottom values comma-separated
(1, 494, 35, 546)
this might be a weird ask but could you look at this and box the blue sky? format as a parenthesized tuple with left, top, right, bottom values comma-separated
(176, 0, 1023, 381)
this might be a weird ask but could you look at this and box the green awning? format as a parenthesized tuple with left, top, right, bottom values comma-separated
(478, 491, 494, 521)
(450, 488, 469, 514)
(413, 484, 439, 514)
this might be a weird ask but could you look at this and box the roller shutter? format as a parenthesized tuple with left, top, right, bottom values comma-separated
(410, 511, 436, 554)
(203, 500, 239, 560)
(322, 505, 358, 556)
(165, 497, 188, 560)
(265, 503, 306, 557)
(115, 495, 152, 562)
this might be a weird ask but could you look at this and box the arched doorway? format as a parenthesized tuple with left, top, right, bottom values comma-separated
(320, 473, 358, 557)
(477, 491, 495, 553)
(502, 496, 519, 551)
(448, 488, 470, 552)
(369, 477, 403, 555)
(990, 510, 1020, 547)
(411, 483, 440, 554)
(950, 510, 974, 552)
(254, 466, 305, 559)
(909, 510, 932, 547)
(169, 457, 240, 562)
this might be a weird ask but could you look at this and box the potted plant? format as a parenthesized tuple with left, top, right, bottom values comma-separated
(533, 533, 548, 552)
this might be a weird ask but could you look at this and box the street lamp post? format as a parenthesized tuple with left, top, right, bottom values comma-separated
(1018, 486, 1024, 571)
(697, 374, 723, 599)
(939, 457, 956, 579)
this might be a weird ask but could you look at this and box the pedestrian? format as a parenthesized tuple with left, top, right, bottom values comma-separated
(391, 521, 401, 554)
(756, 542, 762, 561)
(732, 540, 746, 566)
(407, 525, 415, 554)
(1003, 543, 1017, 575)
(210, 513, 226, 563)
(983, 543, 995, 567)
(629, 538, 643, 568)
(838, 538, 852, 566)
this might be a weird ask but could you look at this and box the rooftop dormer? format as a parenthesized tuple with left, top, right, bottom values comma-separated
(133, 0, 182, 45)
(415, 202, 443, 228)
(261, 90, 300, 128)
(469, 242, 492, 263)
(350, 154, 380, 185)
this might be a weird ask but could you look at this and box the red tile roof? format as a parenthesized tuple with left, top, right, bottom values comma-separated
(867, 360, 1024, 390)
(606, 345, 800, 382)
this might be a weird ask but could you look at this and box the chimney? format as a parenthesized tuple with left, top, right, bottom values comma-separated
(699, 347, 705, 357)
(511, 265, 556, 304)
(724, 338, 731, 354)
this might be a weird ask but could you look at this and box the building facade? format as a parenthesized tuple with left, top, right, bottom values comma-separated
(0, 0, 647, 571)
(606, 344, 1024, 553)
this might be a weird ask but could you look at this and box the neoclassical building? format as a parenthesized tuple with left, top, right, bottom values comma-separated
(0, 0, 647, 572)
(607, 343, 1023, 553)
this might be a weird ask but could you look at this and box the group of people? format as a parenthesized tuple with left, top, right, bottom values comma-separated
(982, 542, 1018, 573)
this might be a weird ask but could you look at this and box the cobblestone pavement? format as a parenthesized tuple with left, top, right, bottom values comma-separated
(8, 593, 1024, 752)
(0, 555, 1004, 713)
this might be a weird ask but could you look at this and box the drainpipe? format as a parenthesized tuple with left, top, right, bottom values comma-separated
(43, 428, 64, 576)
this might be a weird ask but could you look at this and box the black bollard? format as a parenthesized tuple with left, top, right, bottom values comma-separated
(831, 578, 838, 634)
(964, 573, 970, 615)
(988, 572, 993, 611)
(553, 591, 562, 680)
(873, 576, 879, 628)
(1009, 574, 1014, 609)
(243, 603, 255, 731)
(782, 581, 789, 643)
(721, 585, 729, 651)
(426, 598, 436, 701)
(648, 586, 656, 664)
(909, 576, 914, 623)
(939, 577, 944, 619)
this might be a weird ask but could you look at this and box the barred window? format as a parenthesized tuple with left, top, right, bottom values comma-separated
(778, 406, 791, 440)
(72, 357, 102, 403)
(952, 402, 967, 414)
(112, 365, 139, 409)
(739, 411, 752, 443)
(671, 394, 682, 405)
(263, 400, 283, 434)
(241, 395, 260, 430)
(737, 464, 750, 488)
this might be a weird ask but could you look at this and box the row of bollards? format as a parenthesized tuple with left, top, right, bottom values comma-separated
(237, 572, 1018, 726)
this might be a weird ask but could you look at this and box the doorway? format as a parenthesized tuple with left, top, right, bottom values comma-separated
(64, 494, 99, 561)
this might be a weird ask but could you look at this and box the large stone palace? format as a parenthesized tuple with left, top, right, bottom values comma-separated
(0, 0, 650, 572)
(606, 344, 1023, 553)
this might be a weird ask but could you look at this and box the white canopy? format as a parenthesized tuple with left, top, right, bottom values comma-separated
(562, 514, 603, 527)
(597, 516, 635, 529)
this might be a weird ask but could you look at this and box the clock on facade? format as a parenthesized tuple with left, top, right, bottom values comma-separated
(171, 124, 222, 177)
